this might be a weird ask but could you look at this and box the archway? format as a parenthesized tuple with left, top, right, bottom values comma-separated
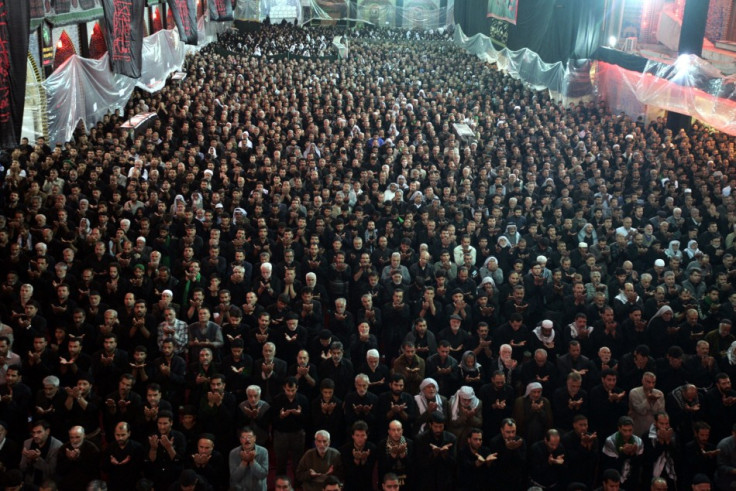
(22, 53, 48, 142)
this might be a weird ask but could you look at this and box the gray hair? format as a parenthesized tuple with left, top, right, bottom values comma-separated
(315, 429, 331, 441)
(43, 375, 60, 387)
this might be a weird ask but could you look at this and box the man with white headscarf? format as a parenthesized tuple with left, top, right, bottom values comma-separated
(384, 182, 399, 202)
(530, 319, 558, 358)
(414, 378, 449, 435)
(479, 256, 503, 286)
(448, 386, 482, 445)
(232, 207, 248, 227)
(513, 382, 553, 444)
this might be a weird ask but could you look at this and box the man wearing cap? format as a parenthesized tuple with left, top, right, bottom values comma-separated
(530, 319, 558, 358)
(443, 286, 470, 326)
(651, 259, 667, 284)
(570, 242, 590, 268)
(437, 314, 473, 363)
(152, 281, 179, 319)
(692, 473, 712, 491)
(536, 256, 552, 283)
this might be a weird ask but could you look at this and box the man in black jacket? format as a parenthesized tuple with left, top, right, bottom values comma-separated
(414, 412, 457, 491)
(488, 418, 527, 490)
(270, 377, 309, 476)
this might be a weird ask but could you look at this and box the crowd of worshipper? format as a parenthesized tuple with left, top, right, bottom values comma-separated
(214, 24, 340, 58)
(349, 25, 452, 42)
(2, 20, 736, 491)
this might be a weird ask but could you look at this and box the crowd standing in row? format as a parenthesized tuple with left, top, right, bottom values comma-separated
(2, 21, 736, 491)
(215, 23, 340, 58)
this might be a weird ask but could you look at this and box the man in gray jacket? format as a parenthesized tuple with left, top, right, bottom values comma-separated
(229, 426, 268, 491)
(20, 420, 62, 487)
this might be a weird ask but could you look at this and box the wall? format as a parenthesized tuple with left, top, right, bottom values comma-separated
(706, 0, 732, 42)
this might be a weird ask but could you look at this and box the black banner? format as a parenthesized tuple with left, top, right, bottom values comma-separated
(168, 0, 197, 45)
(102, 0, 145, 78)
(208, 0, 232, 22)
(0, 0, 31, 148)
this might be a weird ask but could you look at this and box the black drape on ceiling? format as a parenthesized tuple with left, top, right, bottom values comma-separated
(507, 0, 605, 63)
(454, 0, 489, 37)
